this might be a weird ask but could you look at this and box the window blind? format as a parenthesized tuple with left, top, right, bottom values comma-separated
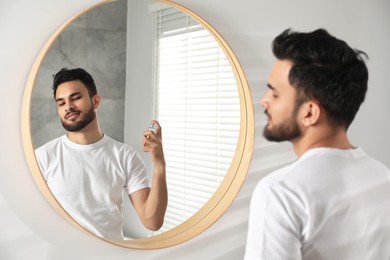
(152, 6, 240, 233)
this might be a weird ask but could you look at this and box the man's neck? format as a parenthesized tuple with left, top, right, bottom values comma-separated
(292, 125, 354, 158)
(66, 120, 103, 145)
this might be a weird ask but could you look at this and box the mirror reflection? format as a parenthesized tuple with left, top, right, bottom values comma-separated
(30, 0, 240, 240)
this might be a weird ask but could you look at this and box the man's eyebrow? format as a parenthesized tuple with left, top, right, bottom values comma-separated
(267, 83, 277, 91)
(55, 92, 82, 102)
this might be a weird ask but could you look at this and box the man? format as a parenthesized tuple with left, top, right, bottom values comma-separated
(35, 68, 167, 240)
(244, 29, 390, 259)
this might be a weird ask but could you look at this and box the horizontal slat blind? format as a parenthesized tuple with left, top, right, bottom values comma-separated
(152, 6, 240, 233)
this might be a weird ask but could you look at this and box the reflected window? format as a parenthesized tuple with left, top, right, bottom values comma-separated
(152, 6, 240, 233)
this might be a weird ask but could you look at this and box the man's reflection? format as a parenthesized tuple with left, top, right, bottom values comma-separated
(35, 68, 167, 240)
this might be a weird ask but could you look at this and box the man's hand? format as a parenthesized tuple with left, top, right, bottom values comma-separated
(143, 120, 166, 168)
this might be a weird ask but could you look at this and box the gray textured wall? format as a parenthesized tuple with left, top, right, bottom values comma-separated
(31, 0, 127, 148)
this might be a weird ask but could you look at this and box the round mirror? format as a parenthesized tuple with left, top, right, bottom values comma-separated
(21, 0, 254, 249)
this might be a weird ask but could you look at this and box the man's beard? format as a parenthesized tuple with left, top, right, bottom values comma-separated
(263, 110, 302, 142)
(61, 106, 96, 132)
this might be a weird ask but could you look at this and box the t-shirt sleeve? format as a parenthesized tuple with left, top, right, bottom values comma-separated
(34, 147, 49, 181)
(244, 179, 305, 260)
(124, 150, 150, 195)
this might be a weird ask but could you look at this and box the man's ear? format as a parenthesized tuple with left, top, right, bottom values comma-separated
(300, 101, 321, 127)
(92, 95, 101, 109)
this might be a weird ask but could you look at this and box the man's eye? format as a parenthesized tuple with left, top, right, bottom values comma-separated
(73, 96, 81, 100)
(57, 102, 65, 107)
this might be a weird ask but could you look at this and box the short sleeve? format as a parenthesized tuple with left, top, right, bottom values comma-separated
(35, 147, 48, 181)
(124, 150, 150, 195)
(244, 179, 305, 260)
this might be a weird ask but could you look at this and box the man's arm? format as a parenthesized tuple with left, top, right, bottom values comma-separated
(129, 120, 167, 231)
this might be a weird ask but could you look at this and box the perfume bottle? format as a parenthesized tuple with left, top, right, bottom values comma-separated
(148, 123, 157, 134)
(146, 122, 157, 140)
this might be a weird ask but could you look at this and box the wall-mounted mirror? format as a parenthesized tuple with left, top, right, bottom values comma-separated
(22, 0, 254, 249)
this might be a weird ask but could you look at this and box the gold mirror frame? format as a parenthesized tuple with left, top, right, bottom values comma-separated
(21, 0, 254, 249)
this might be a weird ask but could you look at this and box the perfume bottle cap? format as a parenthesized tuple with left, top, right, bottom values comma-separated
(148, 124, 157, 134)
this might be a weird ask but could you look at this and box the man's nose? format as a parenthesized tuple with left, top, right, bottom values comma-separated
(65, 102, 75, 112)
(260, 92, 269, 109)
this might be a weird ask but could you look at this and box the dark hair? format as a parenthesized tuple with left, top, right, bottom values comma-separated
(52, 68, 97, 98)
(272, 28, 368, 129)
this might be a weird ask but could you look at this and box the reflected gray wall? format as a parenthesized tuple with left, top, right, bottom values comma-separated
(31, 0, 127, 148)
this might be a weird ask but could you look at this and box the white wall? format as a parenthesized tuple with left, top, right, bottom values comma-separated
(0, 0, 389, 259)
(122, 0, 156, 239)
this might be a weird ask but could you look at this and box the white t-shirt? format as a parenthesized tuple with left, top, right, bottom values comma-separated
(244, 147, 390, 260)
(35, 134, 150, 240)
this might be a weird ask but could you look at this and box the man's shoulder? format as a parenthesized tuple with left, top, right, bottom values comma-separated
(35, 135, 64, 153)
(260, 161, 298, 185)
(257, 151, 324, 192)
(102, 135, 137, 155)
